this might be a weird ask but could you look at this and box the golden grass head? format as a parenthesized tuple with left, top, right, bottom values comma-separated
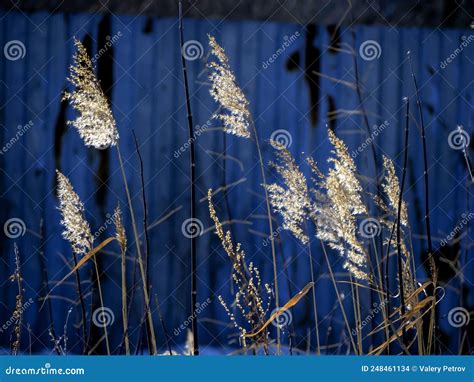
(63, 38, 119, 149)
(208, 189, 272, 348)
(208, 35, 251, 138)
(266, 140, 310, 244)
(307, 131, 369, 281)
(379, 156, 408, 227)
(56, 170, 93, 256)
(113, 205, 127, 253)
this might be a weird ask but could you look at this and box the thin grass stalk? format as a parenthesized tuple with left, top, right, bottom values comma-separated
(319, 240, 358, 354)
(370, 237, 390, 348)
(113, 205, 129, 355)
(407, 52, 437, 354)
(221, 132, 238, 252)
(383, 217, 397, 354)
(275, 237, 296, 355)
(351, 30, 382, 345)
(132, 131, 154, 351)
(39, 219, 61, 355)
(72, 252, 87, 353)
(351, 29, 380, 186)
(123, 258, 139, 354)
(11, 244, 22, 355)
(222, 131, 238, 304)
(250, 120, 281, 354)
(305, 223, 320, 355)
(178, 0, 199, 355)
(121, 244, 130, 355)
(461, 139, 473, 182)
(92, 257, 110, 354)
(351, 276, 363, 354)
(396, 97, 410, 349)
(116, 145, 157, 355)
(154, 294, 173, 355)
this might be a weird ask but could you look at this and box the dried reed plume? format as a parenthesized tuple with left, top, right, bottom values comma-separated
(208, 34, 281, 352)
(208, 35, 251, 138)
(376, 156, 408, 227)
(266, 141, 321, 353)
(375, 157, 411, 264)
(56, 170, 93, 256)
(378, 157, 417, 308)
(113, 205, 127, 253)
(265, 140, 310, 244)
(11, 244, 23, 355)
(208, 189, 272, 349)
(56, 170, 112, 353)
(64, 38, 119, 149)
(307, 130, 368, 280)
(113, 205, 130, 354)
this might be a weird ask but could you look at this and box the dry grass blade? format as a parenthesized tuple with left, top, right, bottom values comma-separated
(369, 297, 435, 355)
(40, 237, 116, 310)
(244, 282, 314, 338)
(367, 281, 433, 337)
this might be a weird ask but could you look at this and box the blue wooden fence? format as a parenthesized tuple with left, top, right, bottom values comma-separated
(0, 11, 472, 354)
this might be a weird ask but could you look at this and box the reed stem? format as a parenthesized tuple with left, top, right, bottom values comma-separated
(396, 97, 410, 349)
(179, 0, 199, 355)
(251, 119, 281, 354)
(92, 257, 110, 354)
(116, 145, 157, 355)
(407, 52, 437, 354)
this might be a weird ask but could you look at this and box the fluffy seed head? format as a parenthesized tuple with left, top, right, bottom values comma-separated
(113, 205, 126, 253)
(379, 156, 408, 226)
(63, 38, 119, 149)
(266, 140, 310, 244)
(208, 35, 251, 138)
(307, 131, 369, 280)
(56, 170, 93, 256)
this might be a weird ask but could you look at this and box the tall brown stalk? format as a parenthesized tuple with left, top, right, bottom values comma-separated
(179, 0, 199, 355)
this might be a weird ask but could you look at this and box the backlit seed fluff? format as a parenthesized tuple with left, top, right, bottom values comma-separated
(381, 156, 408, 226)
(307, 131, 368, 281)
(56, 170, 93, 256)
(266, 140, 310, 244)
(63, 38, 119, 149)
(208, 35, 251, 138)
(113, 205, 127, 253)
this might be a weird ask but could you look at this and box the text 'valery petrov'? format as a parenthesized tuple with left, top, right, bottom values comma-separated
(419, 365, 466, 373)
